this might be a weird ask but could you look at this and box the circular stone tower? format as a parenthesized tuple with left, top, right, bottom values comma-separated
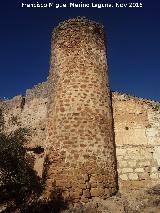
(46, 17, 118, 202)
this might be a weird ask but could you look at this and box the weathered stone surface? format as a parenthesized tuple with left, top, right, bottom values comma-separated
(83, 174, 89, 182)
(150, 173, 159, 180)
(46, 17, 118, 201)
(70, 190, 82, 199)
(0, 17, 160, 202)
(90, 188, 105, 197)
(153, 147, 160, 165)
(119, 174, 128, 181)
(81, 196, 89, 203)
(123, 168, 133, 173)
(113, 92, 160, 190)
(151, 167, 157, 172)
(83, 189, 91, 198)
(118, 160, 128, 168)
(128, 160, 137, 167)
(128, 173, 139, 180)
(86, 182, 91, 189)
(135, 168, 144, 173)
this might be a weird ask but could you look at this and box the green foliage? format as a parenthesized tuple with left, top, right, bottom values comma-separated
(0, 108, 4, 132)
(21, 187, 68, 213)
(0, 110, 69, 212)
(0, 128, 43, 211)
(9, 115, 21, 126)
(154, 104, 160, 111)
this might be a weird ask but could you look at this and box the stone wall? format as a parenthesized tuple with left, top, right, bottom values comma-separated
(46, 17, 118, 202)
(112, 92, 160, 191)
(0, 85, 160, 192)
(0, 17, 160, 201)
(0, 82, 48, 176)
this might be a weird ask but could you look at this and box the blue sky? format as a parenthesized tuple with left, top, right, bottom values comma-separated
(0, 0, 159, 101)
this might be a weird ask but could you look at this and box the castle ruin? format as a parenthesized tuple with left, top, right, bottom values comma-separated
(0, 17, 160, 203)
(46, 17, 118, 201)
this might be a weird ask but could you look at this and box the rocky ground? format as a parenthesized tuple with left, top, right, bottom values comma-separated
(0, 185, 160, 212)
(63, 184, 160, 213)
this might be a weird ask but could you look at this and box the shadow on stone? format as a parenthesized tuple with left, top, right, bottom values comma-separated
(147, 184, 160, 195)
(21, 188, 69, 213)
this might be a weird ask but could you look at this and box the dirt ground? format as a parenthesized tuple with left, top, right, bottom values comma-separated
(63, 184, 160, 213)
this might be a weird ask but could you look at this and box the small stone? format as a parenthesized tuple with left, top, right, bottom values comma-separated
(118, 160, 128, 168)
(128, 173, 138, 180)
(116, 148, 126, 156)
(128, 160, 137, 167)
(139, 161, 150, 167)
(70, 189, 82, 199)
(79, 184, 87, 189)
(83, 189, 91, 198)
(135, 168, 144, 173)
(83, 174, 89, 181)
(91, 182, 97, 188)
(121, 168, 133, 173)
(98, 175, 104, 183)
(150, 173, 159, 179)
(90, 187, 104, 197)
(81, 196, 89, 203)
(86, 182, 91, 189)
(104, 188, 110, 195)
(119, 174, 128, 180)
(62, 191, 70, 199)
(139, 173, 149, 180)
(151, 167, 157, 172)
(90, 176, 97, 183)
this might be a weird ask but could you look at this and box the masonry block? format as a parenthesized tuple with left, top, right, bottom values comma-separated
(46, 17, 118, 202)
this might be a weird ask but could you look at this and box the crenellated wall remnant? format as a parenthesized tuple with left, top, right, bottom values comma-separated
(0, 17, 160, 203)
(0, 82, 48, 177)
(0, 86, 160, 199)
(112, 92, 160, 191)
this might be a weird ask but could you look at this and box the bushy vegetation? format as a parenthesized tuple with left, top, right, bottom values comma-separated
(154, 104, 160, 111)
(0, 110, 68, 212)
(0, 128, 43, 212)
